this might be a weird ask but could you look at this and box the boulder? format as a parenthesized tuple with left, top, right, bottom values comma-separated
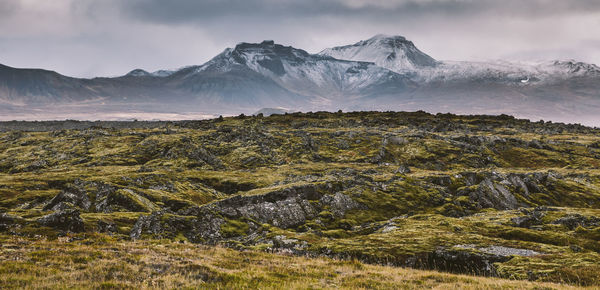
(469, 178, 520, 210)
(396, 164, 411, 174)
(511, 208, 546, 228)
(96, 188, 158, 213)
(43, 186, 92, 211)
(384, 136, 408, 146)
(97, 220, 118, 233)
(130, 210, 227, 244)
(0, 212, 21, 232)
(37, 209, 85, 232)
(320, 192, 361, 217)
(431, 245, 542, 276)
(552, 214, 600, 230)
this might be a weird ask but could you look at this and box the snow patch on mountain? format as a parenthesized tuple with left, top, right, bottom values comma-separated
(319, 34, 438, 73)
(414, 59, 600, 84)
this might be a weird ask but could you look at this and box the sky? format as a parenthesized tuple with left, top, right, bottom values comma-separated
(0, 0, 599, 78)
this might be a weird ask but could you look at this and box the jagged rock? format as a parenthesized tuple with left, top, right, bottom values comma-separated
(163, 139, 224, 169)
(396, 164, 411, 174)
(469, 178, 520, 210)
(0, 212, 16, 223)
(428, 175, 453, 187)
(301, 134, 319, 151)
(130, 211, 167, 239)
(206, 182, 360, 229)
(507, 174, 530, 196)
(430, 246, 510, 276)
(130, 181, 362, 242)
(372, 146, 393, 164)
(43, 185, 92, 211)
(97, 220, 118, 233)
(37, 209, 85, 232)
(337, 139, 350, 150)
(431, 245, 542, 276)
(130, 210, 228, 244)
(459, 172, 479, 186)
(96, 188, 157, 213)
(320, 192, 361, 217)
(380, 225, 398, 233)
(511, 208, 547, 228)
(22, 159, 49, 172)
(0, 212, 21, 231)
(454, 245, 542, 257)
(383, 135, 408, 146)
(270, 235, 309, 254)
(227, 195, 318, 228)
(552, 214, 600, 230)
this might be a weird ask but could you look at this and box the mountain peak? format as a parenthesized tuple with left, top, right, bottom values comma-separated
(319, 34, 438, 72)
(369, 34, 407, 42)
(231, 40, 308, 56)
(550, 59, 600, 75)
(126, 69, 151, 77)
(196, 41, 313, 76)
(227, 41, 311, 65)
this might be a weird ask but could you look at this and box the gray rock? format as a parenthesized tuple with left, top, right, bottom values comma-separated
(552, 214, 600, 230)
(454, 244, 542, 257)
(43, 186, 92, 211)
(319, 192, 361, 217)
(469, 178, 520, 210)
(0, 212, 21, 232)
(384, 136, 408, 146)
(96, 188, 156, 213)
(97, 220, 118, 233)
(130, 210, 227, 244)
(396, 164, 411, 174)
(511, 208, 546, 228)
(37, 209, 85, 232)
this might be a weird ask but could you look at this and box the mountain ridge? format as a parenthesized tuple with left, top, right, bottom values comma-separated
(0, 35, 599, 125)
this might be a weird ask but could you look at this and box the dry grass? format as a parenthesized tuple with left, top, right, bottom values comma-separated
(0, 234, 584, 289)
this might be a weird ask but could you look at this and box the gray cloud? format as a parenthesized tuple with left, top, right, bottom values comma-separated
(120, 0, 600, 23)
(0, 0, 598, 77)
(0, 0, 17, 12)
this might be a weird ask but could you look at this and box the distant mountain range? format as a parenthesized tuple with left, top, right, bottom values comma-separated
(1, 34, 599, 125)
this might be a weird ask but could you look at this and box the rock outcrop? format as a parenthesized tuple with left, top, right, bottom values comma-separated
(37, 209, 85, 232)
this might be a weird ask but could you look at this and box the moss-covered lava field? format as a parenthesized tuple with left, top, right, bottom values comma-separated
(2, 111, 600, 288)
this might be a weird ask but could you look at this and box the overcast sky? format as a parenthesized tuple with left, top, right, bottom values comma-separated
(1, 0, 599, 78)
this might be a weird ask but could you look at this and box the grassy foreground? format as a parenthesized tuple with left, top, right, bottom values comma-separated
(0, 234, 582, 289)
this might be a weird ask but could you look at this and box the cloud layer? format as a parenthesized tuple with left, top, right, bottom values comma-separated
(0, 0, 598, 77)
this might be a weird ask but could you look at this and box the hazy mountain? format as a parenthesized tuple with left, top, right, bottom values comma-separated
(0, 35, 599, 125)
(252, 107, 296, 116)
(0, 64, 102, 105)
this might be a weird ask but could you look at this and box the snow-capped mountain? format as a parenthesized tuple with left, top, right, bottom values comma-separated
(320, 34, 438, 73)
(1, 35, 599, 125)
(412, 59, 600, 84)
(319, 35, 600, 85)
(183, 40, 414, 103)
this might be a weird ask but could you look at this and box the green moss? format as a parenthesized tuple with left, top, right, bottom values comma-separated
(220, 218, 249, 238)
